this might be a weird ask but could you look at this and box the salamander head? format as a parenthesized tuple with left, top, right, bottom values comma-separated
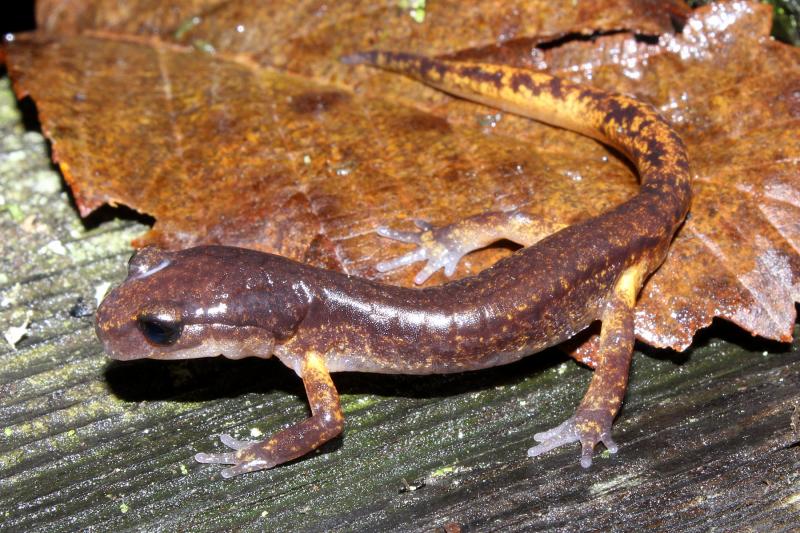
(95, 246, 310, 361)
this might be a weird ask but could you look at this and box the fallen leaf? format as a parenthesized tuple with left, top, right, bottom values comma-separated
(4, 33, 642, 269)
(4, 0, 800, 350)
(521, 1, 800, 349)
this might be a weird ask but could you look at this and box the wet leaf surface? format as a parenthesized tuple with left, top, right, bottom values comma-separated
(6, 1, 800, 350)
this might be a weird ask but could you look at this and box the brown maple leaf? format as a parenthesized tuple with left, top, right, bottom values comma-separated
(4, 0, 800, 350)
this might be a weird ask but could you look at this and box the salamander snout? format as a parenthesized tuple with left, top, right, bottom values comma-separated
(95, 245, 313, 362)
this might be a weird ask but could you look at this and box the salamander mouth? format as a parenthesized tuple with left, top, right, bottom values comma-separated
(146, 332, 276, 360)
(97, 332, 147, 361)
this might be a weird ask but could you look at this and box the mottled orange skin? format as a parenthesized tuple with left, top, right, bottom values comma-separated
(95, 52, 691, 476)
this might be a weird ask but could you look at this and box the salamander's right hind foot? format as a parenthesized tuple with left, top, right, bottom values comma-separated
(527, 412, 619, 468)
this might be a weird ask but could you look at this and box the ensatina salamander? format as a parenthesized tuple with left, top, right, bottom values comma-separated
(95, 51, 691, 477)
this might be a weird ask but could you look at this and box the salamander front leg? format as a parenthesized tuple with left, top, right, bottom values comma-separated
(528, 265, 643, 468)
(376, 210, 565, 284)
(195, 353, 343, 478)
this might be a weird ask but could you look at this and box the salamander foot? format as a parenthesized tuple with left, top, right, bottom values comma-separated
(527, 411, 618, 468)
(195, 434, 277, 478)
(375, 219, 472, 284)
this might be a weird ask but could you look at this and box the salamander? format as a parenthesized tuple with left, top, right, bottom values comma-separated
(95, 51, 691, 477)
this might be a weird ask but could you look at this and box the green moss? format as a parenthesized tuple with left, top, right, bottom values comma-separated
(398, 0, 426, 23)
(429, 464, 455, 478)
(174, 15, 202, 40)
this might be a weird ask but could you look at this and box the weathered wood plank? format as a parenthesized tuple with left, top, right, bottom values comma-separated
(0, 76, 798, 532)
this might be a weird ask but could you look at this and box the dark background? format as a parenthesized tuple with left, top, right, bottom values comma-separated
(1, 1, 35, 35)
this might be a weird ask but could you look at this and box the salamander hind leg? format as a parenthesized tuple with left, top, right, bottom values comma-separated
(195, 353, 343, 478)
(528, 264, 643, 468)
(376, 210, 565, 284)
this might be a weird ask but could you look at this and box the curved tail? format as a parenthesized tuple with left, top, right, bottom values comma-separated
(343, 51, 692, 229)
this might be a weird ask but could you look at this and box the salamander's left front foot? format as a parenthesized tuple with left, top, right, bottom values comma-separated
(527, 410, 618, 468)
(375, 210, 564, 284)
(195, 353, 344, 478)
(375, 219, 472, 284)
(195, 434, 277, 478)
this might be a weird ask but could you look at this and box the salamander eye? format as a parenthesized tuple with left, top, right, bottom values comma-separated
(137, 314, 183, 346)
